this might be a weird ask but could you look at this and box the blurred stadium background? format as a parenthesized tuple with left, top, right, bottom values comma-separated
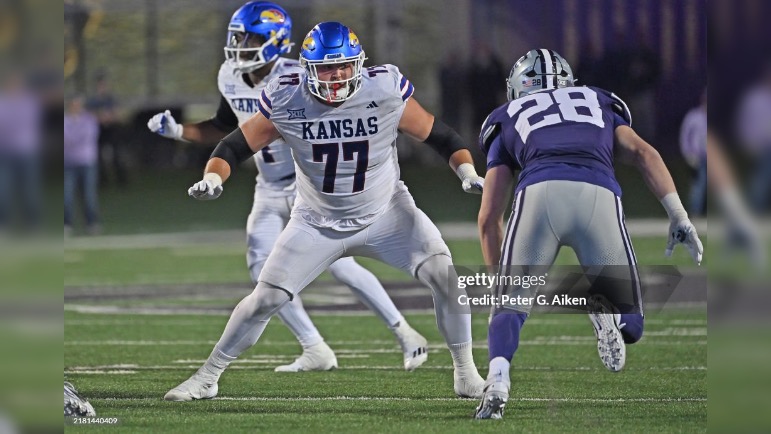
(59, 0, 712, 234)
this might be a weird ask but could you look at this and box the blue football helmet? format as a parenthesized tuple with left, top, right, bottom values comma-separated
(224, 1, 293, 73)
(299, 22, 366, 102)
(506, 49, 575, 100)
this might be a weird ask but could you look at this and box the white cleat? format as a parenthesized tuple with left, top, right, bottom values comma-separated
(454, 366, 485, 398)
(588, 295, 626, 372)
(397, 327, 429, 371)
(274, 341, 338, 372)
(474, 379, 510, 420)
(163, 371, 218, 401)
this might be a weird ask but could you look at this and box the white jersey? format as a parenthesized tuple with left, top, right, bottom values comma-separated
(217, 58, 302, 192)
(257, 64, 415, 226)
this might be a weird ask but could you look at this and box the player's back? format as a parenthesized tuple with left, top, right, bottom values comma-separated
(481, 86, 631, 197)
(259, 64, 414, 222)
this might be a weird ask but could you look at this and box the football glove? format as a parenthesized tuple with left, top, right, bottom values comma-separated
(456, 163, 485, 194)
(665, 218, 703, 265)
(660, 193, 703, 265)
(188, 174, 223, 201)
(147, 110, 183, 140)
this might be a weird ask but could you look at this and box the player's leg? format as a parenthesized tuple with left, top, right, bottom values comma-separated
(245, 193, 336, 372)
(164, 217, 345, 401)
(326, 257, 428, 371)
(476, 185, 560, 419)
(350, 183, 483, 397)
(567, 184, 644, 372)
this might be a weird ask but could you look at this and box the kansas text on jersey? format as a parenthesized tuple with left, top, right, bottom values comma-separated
(256, 64, 415, 221)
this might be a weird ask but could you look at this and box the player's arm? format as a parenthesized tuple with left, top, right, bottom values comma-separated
(188, 112, 280, 200)
(614, 125, 703, 264)
(148, 97, 237, 144)
(478, 166, 515, 269)
(398, 98, 485, 194)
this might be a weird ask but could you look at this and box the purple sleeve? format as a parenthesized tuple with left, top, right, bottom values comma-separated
(485, 128, 519, 171)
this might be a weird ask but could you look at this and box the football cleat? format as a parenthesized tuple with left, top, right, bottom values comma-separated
(274, 341, 338, 372)
(588, 295, 627, 372)
(163, 371, 219, 401)
(473, 379, 510, 420)
(396, 327, 429, 371)
(454, 366, 485, 398)
(64, 381, 96, 417)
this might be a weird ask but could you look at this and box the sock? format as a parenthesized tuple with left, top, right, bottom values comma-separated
(619, 313, 644, 344)
(198, 347, 236, 383)
(388, 319, 411, 337)
(276, 296, 324, 349)
(448, 341, 475, 369)
(488, 312, 527, 361)
(488, 356, 511, 384)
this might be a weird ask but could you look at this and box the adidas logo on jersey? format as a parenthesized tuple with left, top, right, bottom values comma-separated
(366, 101, 379, 109)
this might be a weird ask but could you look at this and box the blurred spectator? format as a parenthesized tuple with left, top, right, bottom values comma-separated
(469, 43, 506, 132)
(707, 131, 766, 269)
(736, 63, 771, 214)
(439, 52, 468, 133)
(87, 73, 128, 187)
(0, 72, 43, 233)
(679, 91, 707, 216)
(64, 95, 101, 235)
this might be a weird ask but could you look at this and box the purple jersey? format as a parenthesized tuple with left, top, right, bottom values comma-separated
(479, 86, 632, 196)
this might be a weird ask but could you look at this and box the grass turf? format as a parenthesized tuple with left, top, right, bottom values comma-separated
(64, 234, 706, 432)
(64, 311, 706, 433)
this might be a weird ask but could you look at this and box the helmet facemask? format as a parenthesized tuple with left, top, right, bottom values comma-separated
(301, 51, 366, 103)
(224, 28, 290, 73)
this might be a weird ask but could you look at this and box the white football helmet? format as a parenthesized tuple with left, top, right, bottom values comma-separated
(506, 49, 575, 100)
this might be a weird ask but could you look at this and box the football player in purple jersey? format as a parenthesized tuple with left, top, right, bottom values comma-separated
(473, 49, 703, 419)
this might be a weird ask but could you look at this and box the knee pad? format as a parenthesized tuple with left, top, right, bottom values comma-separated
(243, 282, 292, 319)
(415, 254, 453, 288)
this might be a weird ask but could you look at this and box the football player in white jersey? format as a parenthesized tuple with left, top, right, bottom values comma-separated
(148, 2, 428, 377)
(165, 21, 488, 401)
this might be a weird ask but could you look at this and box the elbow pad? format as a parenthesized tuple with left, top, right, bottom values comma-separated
(424, 119, 467, 161)
(210, 128, 254, 170)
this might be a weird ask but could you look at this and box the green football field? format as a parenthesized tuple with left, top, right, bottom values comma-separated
(65, 238, 707, 433)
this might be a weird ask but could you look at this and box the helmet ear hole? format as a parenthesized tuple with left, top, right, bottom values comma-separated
(525, 70, 537, 77)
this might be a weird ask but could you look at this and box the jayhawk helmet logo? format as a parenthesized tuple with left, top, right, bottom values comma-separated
(348, 29, 359, 48)
(302, 35, 315, 51)
(260, 9, 285, 23)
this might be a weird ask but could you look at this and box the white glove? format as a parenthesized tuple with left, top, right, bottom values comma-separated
(147, 110, 183, 140)
(665, 219, 703, 265)
(661, 193, 703, 265)
(188, 173, 223, 201)
(456, 163, 485, 194)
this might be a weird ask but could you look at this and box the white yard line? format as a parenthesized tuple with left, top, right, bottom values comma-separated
(63, 219, 711, 250)
(93, 396, 706, 403)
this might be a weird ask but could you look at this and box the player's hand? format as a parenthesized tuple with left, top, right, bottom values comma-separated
(147, 110, 183, 140)
(188, 176, 223, 201)
(665, 218, 703, 265)
(456, 163, 484, 194)
(461, 175, 485, 194)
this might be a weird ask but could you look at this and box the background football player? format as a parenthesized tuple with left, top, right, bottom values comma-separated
(473, 49, 703, 419)
(166, 21, 487, 402)
(147, 2, 428, 376)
